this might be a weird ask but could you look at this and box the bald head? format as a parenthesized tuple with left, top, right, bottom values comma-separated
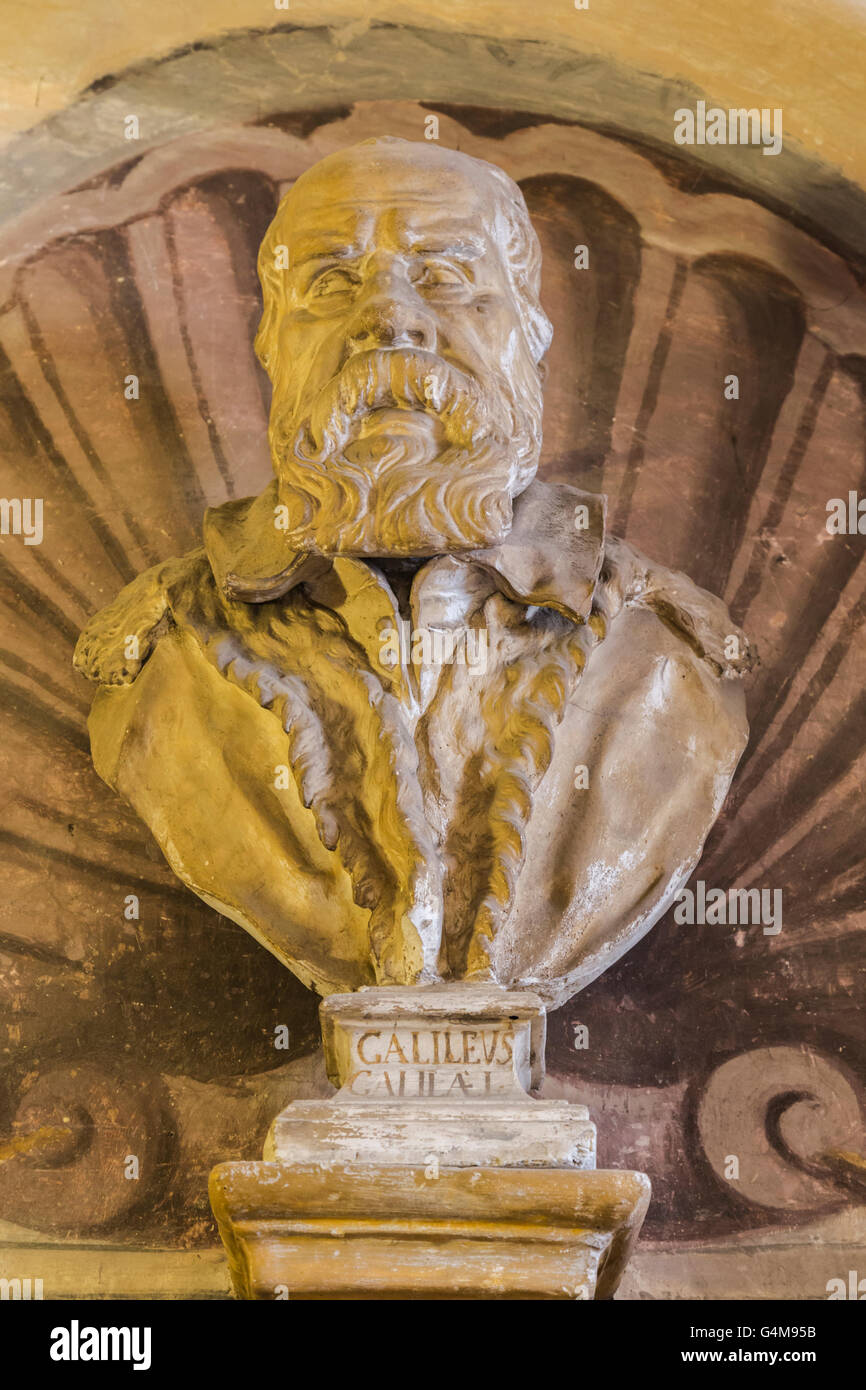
(256, 137, 551, 375)
(287, 136, 512, 213)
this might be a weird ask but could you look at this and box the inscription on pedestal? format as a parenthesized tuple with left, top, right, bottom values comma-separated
(321, 985, 545, 1098)
(267, 985, 597, 1173)
(344, 1023, 524, 1098)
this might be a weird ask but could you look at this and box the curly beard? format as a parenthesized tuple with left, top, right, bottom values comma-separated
(268, 347, 543, 556)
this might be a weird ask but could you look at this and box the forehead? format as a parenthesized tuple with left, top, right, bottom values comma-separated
(281, 153, 498, 253)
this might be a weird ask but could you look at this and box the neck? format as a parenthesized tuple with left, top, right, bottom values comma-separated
(372, 555, 428, 623)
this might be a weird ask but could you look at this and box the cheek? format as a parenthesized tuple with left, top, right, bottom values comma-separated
(445, 296, 524, 371)
(277, 316, 345, 401)
(278, 310, 323, 359)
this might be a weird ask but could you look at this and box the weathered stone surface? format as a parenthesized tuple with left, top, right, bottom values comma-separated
(320, 984, 546, 1092)
(209, 1161, 651, 1300)
(267, 1100, 596, 1170)
(222, 986, 624, 1296)
(268, 986, 596, 1170)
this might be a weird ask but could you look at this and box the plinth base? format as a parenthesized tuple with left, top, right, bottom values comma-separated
(210, 1161, 650, 1300)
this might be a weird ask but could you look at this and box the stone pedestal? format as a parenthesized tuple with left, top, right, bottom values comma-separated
(210, 985, 650, 1300)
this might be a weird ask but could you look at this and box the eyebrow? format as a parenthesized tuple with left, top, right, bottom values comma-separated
(407, 238, 485, 259)
(289, 236, 363, 269)
(288, 233, 487, 269)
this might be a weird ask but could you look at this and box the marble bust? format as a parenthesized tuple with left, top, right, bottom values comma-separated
(74, 137, 749, 1008)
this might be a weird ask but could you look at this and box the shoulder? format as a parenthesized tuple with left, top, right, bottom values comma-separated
(594, 534, 752, 680)
(73, 547, 213, 687)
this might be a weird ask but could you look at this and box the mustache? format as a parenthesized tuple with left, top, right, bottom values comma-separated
(267, 349, 523, 556)
(282, 348, 506, 462)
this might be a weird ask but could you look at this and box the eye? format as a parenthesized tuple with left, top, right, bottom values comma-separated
(310, 267, 359, 298)
(413, 260, 471, 291)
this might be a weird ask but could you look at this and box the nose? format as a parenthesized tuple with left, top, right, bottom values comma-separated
(346, 280, 436, 354)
